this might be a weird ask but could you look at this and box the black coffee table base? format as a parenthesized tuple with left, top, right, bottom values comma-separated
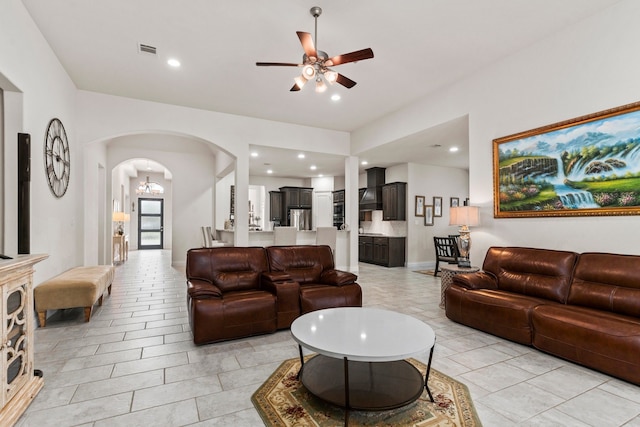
(299, 354, 425, 411)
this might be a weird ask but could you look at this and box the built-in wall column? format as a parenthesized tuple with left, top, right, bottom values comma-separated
(345, 156, 359, 272)
(234, 149, 249, 247)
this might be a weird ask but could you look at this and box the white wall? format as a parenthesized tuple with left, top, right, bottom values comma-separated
(352, 0, 640, 261)
(1, 0, 79, 285)
(107, 134, 215, 266)
(407, 163, 469, 267)
(76, 90, 350, 251)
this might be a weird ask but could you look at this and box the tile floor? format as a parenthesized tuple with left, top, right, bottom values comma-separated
(19, 249, 640, 426)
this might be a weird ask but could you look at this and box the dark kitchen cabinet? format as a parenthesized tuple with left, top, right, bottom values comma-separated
(358, 188, 366, 222)
(358, 236, 405, 267)
(269, 191, 283, 223)
(382, 182, 407, 221)
(280, 187, 313, 209)
(358, 236, 373, 262)
(299, 188, 313, 208)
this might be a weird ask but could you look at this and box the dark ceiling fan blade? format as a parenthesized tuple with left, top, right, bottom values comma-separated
(290, 83, 301, 92)
(336, 73, 357, 89)
(296, 31, 317, 59)
(327, 48, 374, 66)
(256, 62, 301, 67)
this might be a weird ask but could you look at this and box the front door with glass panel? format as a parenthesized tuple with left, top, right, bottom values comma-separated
(138, 198, 163, 249)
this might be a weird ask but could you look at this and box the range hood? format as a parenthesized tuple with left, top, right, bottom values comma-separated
(360, 167, 385, 211)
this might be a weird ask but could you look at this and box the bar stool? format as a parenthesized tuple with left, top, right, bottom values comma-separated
(316, 226, 337, 255)
(274, 226, 297, 245)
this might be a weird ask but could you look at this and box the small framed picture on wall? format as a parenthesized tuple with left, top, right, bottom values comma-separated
(415, 195, 425, 217)
(433, 196, 443, 217)
(424, 205, 434, 226)
(450, 197, 459, 207)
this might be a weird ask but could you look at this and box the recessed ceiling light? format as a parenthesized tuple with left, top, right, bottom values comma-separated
(318, 174, 324, 177)
(310, 165, 317, 170)
(361, 160, 368, 165)
(298, 153, 305, 159)
(167, 58, 181, 67)
(449, 146, 459, 152)
(331, 94, 341, 101)
(267, 169, 273, 174)
(250, 152, 258, 157)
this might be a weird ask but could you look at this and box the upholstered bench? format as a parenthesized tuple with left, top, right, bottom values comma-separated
(34, 266, 115, 327)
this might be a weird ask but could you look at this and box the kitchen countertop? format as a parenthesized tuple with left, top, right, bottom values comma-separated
(217, 229, 350, 234)
(358, 233, 406, 238)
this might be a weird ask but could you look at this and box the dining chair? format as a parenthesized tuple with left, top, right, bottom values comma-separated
(433, 236, 458, 276)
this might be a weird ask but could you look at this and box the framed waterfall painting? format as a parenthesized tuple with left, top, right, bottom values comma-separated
(493, 101, 640, 218)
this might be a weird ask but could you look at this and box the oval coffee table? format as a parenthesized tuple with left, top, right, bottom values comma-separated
(290, 307, 436, 425)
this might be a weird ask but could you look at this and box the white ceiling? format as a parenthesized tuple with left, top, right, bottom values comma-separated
(22, 0, 620, 178)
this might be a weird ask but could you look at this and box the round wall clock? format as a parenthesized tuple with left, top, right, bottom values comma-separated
(44, 118, 70, 198)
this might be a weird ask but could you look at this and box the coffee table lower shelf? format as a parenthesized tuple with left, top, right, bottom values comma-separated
(300, 354, 424, 411)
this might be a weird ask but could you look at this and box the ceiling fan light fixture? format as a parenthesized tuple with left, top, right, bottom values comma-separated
(315, 77, 327, 93)
(324, 70, 338, 84)
(302, 64, 316, 79)
(256, 5, 373, 93)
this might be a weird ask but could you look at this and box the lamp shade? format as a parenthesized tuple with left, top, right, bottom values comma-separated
(449, 206, 480, 227)
(112, 212, 126, 222)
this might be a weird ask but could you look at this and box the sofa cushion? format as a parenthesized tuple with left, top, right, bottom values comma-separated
(532, 304, 640, 384)
(445, 285, 551, 345)
(266, 245, 334, 284)
(483, 247, 578, 303)
(189, 289, 277, 345)
(186, 247, 268, 293)
(568, 252, 640, 317)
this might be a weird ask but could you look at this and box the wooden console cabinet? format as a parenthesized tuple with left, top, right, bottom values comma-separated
(0, 254, 47, 426)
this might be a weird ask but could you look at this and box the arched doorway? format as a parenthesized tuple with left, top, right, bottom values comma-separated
(111, 158, 172, 257)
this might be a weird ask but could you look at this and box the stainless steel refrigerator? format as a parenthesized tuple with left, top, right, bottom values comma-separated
(288, 208, 311, 230)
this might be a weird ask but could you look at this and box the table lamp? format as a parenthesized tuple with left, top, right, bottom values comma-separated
(112, 212, 126, 235)
(449, 206, 480, 267)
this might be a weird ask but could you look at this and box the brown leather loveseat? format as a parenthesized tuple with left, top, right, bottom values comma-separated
(445, 247, 640, 385)
(186, 245, 362, 345)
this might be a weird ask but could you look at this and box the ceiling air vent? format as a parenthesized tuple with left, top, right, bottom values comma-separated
(138, 43, 157, 55)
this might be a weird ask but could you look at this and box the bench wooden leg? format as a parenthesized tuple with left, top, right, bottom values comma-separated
(98, 295, 103, 306)
(37, 311, 46, 328)
(108, 284, 112, 295)
(84, 307, 92, 322)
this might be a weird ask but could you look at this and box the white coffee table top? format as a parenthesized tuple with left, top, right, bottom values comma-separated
(291, 307, 435, 362)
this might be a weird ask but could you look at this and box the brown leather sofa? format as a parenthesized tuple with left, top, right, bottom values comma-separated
(186, 245, 362, 345)
(445, 247, 640, 385)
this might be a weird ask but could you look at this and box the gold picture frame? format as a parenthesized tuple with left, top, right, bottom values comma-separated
(494, 101, 640, 218)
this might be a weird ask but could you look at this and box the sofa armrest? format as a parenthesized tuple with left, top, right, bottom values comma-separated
(261, 271, 292, 283)
(187, 279, 222, 299)
(452, 271, 498, 290)
(319, 269, 358, 287)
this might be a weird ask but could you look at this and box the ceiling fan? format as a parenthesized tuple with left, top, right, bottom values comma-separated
(256, 6, 374, 92)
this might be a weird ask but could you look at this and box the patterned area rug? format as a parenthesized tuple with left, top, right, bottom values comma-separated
(252, 357, 482, 426)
